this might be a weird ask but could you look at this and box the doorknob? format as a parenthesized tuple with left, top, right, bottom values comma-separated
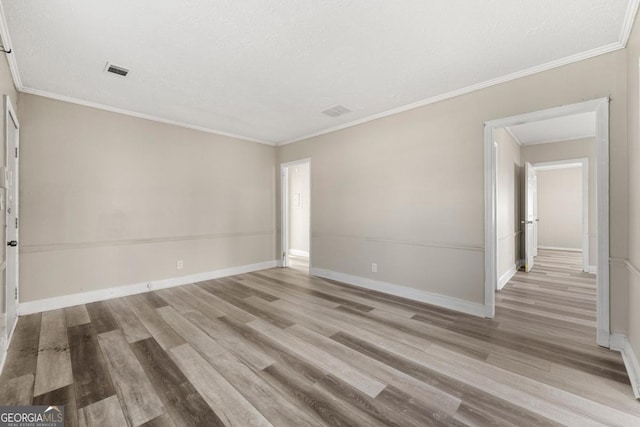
(7, 240, 17, 247)
(520, 220, 534, 224)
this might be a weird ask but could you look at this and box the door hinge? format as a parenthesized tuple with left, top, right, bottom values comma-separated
(15, 217, 18, 228)
(14, 288, 17, 299)
(14, 147, 17, 158)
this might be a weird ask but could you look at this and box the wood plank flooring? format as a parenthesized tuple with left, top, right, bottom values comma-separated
(1, 249, 639, 426)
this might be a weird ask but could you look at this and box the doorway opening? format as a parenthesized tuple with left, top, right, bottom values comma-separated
(531, 158, 590, 273)
(485, 98, 610, 347)
(281, 159, 311, 273)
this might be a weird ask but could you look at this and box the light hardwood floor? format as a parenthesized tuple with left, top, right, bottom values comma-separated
(1, 249, 639, 426)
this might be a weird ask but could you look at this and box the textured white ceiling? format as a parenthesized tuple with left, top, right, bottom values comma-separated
(1, 0, 635, 144)
(506, 112, 596, 145)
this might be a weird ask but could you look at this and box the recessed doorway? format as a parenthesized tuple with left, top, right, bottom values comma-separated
(485, 98, 610, 347)
(281, 159, 311, 272)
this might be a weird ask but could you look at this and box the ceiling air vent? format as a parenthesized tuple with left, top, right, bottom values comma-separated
(105, 62, 129, 77)
(321, 105, 351, 118)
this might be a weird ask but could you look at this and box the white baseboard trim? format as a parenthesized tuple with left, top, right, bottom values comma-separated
(19, 260, 279, 315)
(310, 267, 485, 317)
(587, 265, 597, 274)
(288, 249, 310, 258)
(537, 246, 582, 252)
(610, 334, 640, 399)
(497, 259, 524, 291)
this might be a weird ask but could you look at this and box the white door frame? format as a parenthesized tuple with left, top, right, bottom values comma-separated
(532, 158, 590, 273)
(280, 158, 311, 269)
(484, 97, 610, 347)
(523, 162, 537, 272)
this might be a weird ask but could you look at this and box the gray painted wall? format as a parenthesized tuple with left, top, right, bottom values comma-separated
(18, 94, 276, 302)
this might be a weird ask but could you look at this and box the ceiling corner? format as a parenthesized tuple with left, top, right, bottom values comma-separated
(504, 127, 522, 146)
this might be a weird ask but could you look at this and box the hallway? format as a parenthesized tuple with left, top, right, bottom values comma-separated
(495, 249, 635, 412)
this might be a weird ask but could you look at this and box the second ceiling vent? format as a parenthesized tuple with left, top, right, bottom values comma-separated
(105, 62, 130, 77)
(321, 105, 351, 118)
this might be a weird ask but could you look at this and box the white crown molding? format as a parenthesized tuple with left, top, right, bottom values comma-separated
(620, 0, 640, 47)
(279, 41, 625, 145)
(19, 87, 275, 146)
(0, 2, 637, 147)
(18, 260, 278, 315)
(311, 267, 485, 317)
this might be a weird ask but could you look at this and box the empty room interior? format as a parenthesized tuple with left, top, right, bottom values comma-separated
(1, 1, 640, 426)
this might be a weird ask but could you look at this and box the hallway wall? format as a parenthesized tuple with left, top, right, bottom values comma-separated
(625, 3, 640, 381)
(536, 167, 583, 251)
(496, 128, 522, 286)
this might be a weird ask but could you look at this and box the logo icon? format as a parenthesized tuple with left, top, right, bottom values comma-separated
(0, 405, 64, 426)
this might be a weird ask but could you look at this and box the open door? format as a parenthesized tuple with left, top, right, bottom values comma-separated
(523, 162, 537, 272)
(4, 96, 18, 343)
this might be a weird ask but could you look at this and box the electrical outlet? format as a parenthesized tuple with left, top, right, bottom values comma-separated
(371, 263, 377, 273)
(177, 260, 184, 270)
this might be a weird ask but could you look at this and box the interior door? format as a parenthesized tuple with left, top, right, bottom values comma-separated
(533, 175, 539, 258)
(524, 162, 537, 272)
(4, 96, 18, 341)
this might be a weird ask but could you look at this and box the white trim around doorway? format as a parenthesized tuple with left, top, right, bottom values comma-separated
(484, 97, 610, 348)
